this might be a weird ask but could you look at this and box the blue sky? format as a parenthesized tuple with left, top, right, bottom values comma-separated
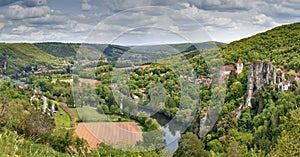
(0, 0, 299, 45)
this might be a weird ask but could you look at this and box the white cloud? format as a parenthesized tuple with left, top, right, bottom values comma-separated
(6, 5, 52, 20)
(0, 0, 298, 44)
(23, 0, 47, 7)
(179, 4, 237, 29)
(0, 15, 4, 19)
(81, 3, 92, 11)
(80, 0, 97, 11)
(252, 14, 278, 27)
(12, 25, 35, 33)
(68, 20, 92, 32)
(27, 14, 67, 24)
(0, 23, 5, 30)
(77, 14, 87, 20)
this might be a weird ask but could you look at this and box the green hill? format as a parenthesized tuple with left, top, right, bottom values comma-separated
(0, 43, 59, 75)
(34, 42, 79, 58)
(220, 22, 300, 70)
(33, 42, 224, 61)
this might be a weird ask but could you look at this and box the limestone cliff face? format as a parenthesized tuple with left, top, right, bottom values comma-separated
(245, 62, 275, 108)
(237, 61, 285, 118)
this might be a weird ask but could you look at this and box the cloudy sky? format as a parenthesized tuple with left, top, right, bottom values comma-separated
(0, 0, 299, 45)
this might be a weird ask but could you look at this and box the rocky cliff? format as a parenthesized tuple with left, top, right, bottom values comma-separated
(237, 61, 285, 118)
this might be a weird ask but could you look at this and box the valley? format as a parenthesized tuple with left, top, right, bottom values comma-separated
(1, 23, 300, 157)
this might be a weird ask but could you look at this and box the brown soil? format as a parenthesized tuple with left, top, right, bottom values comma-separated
(75, 122, 142, 149)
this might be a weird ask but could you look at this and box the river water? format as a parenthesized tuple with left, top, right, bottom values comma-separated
(144, 110, 182, 154)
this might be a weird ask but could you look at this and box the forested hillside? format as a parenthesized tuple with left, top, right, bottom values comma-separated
(34, 42, 79, 58)
(193, 22, 300, 156)
(220, 22, 300, 70)
(0, 43, 60, 75)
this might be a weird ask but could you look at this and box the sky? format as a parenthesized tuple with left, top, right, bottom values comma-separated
(0, 0, 299, 45)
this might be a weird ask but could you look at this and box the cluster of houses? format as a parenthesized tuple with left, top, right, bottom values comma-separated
(194, 58, 244, 86)
(277, 69, 300, 92)
(29, 88, 57, 115)
(32, 68, 66, 75)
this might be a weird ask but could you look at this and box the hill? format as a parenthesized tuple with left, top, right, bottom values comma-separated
(34, 42, 79, 58)
(0, 43, 60, 75)
(220, 22, 300, 70)
(33, 42, 224, 61)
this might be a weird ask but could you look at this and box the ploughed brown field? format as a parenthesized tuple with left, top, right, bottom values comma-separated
(75, 122, 142, 148)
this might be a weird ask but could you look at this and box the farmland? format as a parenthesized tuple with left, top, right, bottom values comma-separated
(75, 122, 142, 149)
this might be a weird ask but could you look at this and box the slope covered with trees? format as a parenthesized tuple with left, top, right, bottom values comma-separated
(34, 42, 79, 58)
(220, 22, 300, 71)
(0, 43, 60, 75)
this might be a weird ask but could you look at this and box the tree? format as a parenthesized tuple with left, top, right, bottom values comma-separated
(208, 139, 224, 154)
(50, 131, 72, 152)
(226, 81, 243, 102)
(226, 141, 243, 157)
(173, 132, 210, 157)
(144, 118, 159, 131)
(269, 108, 300, 157)
(34, 80, 54, 93)
(22, 111, 55, 142)
(100, 105, 109, 114)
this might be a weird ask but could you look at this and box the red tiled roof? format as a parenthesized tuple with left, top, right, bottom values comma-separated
(237, 58, 243, 64)
(222, 65, 235, 71)
(288, 75, 296, 82)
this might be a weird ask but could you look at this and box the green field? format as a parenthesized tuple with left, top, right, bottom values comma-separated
(76, 106, 109, 122)
(53, 104, 72, 127)
(73, 106, 134, 123)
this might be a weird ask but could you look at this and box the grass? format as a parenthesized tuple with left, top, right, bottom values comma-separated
(53, 102, 72, 127)
(72, 106, 146, 131)
(0, 129, 71, 157)
(73, 106, 134, 123)
(76, 106, 108, 122)
(71, 108, 80, 121)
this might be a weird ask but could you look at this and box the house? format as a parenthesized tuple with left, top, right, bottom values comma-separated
(221, 58, 243, 75)
(195, 76, 212, 85)
(236, 58, 243, 74)
(277, 72, 299, 92)
(222, 65, 236, 75)
(288, 72, 300, 85)
(278, 81, 290, 92)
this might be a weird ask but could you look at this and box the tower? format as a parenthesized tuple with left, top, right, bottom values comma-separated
(236, 58, 243, 74)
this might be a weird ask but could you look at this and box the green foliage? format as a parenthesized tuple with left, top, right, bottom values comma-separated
(0, 43, 59, 76)
(34, 42, 78, 58)
(220, 22, 300, 70)
(21, 111, 55, 142)
(90, 143, 163, 157)
(34, 79, 54, 92)
(0, 129, 71, 157)
(174, 132, 210, 157)
(268, 108, 300, 157)
(50, 131, 72, 152)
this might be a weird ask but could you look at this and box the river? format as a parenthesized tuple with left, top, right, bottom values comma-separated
(139, 107, 182, 154)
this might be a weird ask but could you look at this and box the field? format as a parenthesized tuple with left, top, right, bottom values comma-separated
(53, 103, 72, 127)
(75, 122, 142, 149)
(75, 106, 108, 122)
(73, 106, 134, 123)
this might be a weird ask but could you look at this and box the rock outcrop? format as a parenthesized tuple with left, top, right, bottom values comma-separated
(237, 61, 285, 118)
